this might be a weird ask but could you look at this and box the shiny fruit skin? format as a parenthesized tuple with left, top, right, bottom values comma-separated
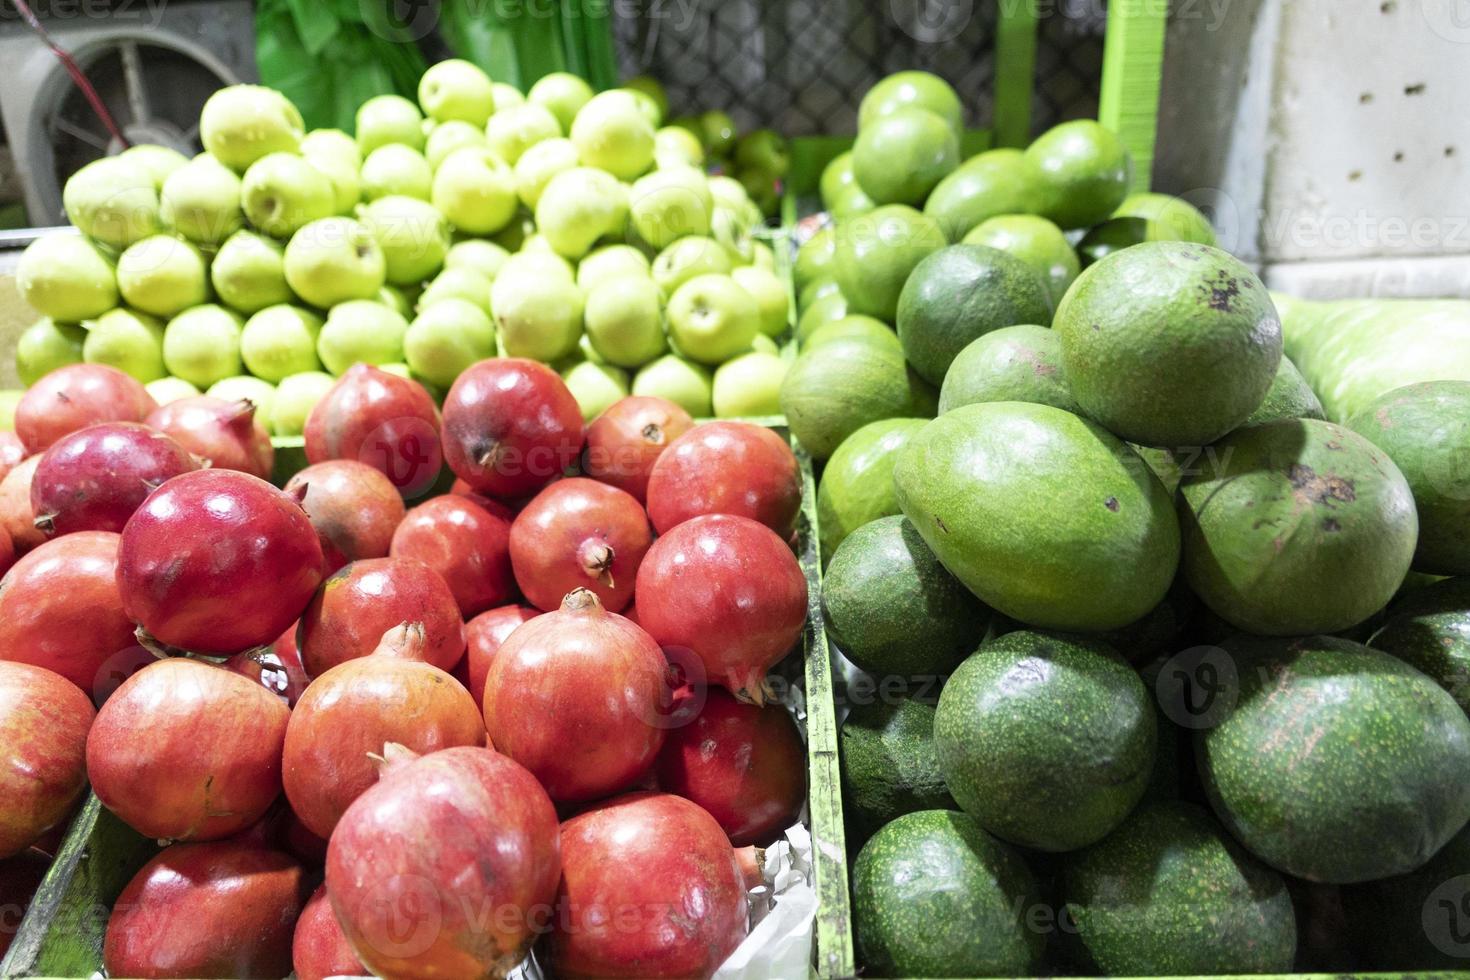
(292, 882, 365, 980)
(0, 433, 26, 486)
(583, 395, 694, 503)
(31, 422, 197, 536)
(0, 456, 47, 554)
(390, 494, 514, 617)
(304, 364, 442, 498)
(145, 396, 274, 479)
(14, 364, 156, 454)
(283, 460, 405, 573)
(0, 661, 94, 857)
(224, 626, 310, 707)
(458, 604, 539, 706)
(509, 477, 652, 612)
(646, 421, 802, 536)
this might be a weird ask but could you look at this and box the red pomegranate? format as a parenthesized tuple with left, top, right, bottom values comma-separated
(283, 460, 406, 573)
(0, 527, 13, 580)
(283, 808, 329, 866)
(30, 422, 197, 536)
(116, 469, 324, 655)
(449, 476, 518, 520)
(509, 477, 652, 613)
(225, 626, 310, 707)
(0, 662, 94, 857)
(104, 839, 307, 979)
(0, 456, 46, 554)
(0, 432, 26, 483)
(458, 604, 539, 706)
(636, 514, 807, 704)
(326, 744, 561, 980)
(304, 364, 442, 498)
(293, 883, 364, 980)
(87, 657, 290, 841)
(656, 686, 806, 846)
(0, 849, 48, 959)
(0, 530, 137, 700)
(583, 395, 695, 503)
(646, 421, 802, 536)
(441, 358, 583, 499)
(390, 494, 514, 618)
(145, 396, 274, 479)
(483, 589, 669, 802)
(297, 558, 465, 676)
(549, 792, 748, 979)
(283, 652, 484, 839)
(14, 364, 155, 454)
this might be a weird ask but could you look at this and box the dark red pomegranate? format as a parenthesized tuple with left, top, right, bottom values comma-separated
(0, 530, 136, 699)
(297, 558, 465, 676)
(450, 476, 518, 520)
(0, 432, 26, 484)
(583, 395, 694, 503)
(304, 364, 442, 498)
(283, 460, 406, 573)
(549, 792, 748, 979)
(104, 838, 307, 979)
(283, 651, 484, 839)
(282, 807, 329, 866)
(656, 686, 806, 846)
(326, 744, 561, 980)
(293, 882, 364, 980)
(87, 657, 290, 841)
(509, 477, 652, 613)
(484, 588, 669, 802)
(117, 469, 324, 655)
(441, 358, 583, 499)
(636, 514, 807, 704)
(145, 396, 274, 479)
(390, 494, 514, 617)
(14, 364, 156, 455)
(0, 456, 46, 554)
(30, 422, 197, 536)
(646, 421, 801, 536)
(458, 604, 538, 706)
(0, 661, 94, 857)
(0, 849, 48, 958)
(225, 626, 310, 707)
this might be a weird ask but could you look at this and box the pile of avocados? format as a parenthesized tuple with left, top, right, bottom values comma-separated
(808, 70, 1470, 980)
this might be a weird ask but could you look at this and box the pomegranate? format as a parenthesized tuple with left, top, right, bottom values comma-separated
(0, 531, 137, 699)
(304, 364, 442, 497)
(509, 477, 652, 612)
(283, 652, 484, 839)
(117, 469, 324, 655)
(646, 421, 802, 536)
(225, 626, 310, 707)
(549, 792, 748, 979)
(450, 476, 518, 520)
(283, 460, 406, 573)
(0, 527, 13, 580)
(0, 456, 45, 554)
(0, 431, 26, 483)
(583, 395, 695, 503)
(145, 396, 274, 479)
(484, 588, 669, 802)
(0, 662, 94, 857)
(327, 744, 561, 980)
(104, 838, 307, 979)
(656, 686, 806, 846)
(0, 849, 48, 958)
(636, 514, 807, 704)
(298, 558, 465, 676)
(30, 422, 197, 536)
(14, 364, 155, 454)
(458, 604, 539, 706)
(390, 494, 515, 617)
(293, 883, 364, 980)
(283, 808, 329, 866)
(441, 358, 583, 499)
(87, 657, 290, 841)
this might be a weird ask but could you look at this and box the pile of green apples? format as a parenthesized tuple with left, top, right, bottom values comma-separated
(11, 61, 796, 430)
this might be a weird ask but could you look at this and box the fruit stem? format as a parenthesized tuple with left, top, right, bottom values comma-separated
(561, 588, 604, 613)
(578, 538, 616, 588)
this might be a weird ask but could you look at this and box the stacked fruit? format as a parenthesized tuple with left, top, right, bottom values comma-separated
(11, 61, 794, 431)
(0, 353, 812, 979)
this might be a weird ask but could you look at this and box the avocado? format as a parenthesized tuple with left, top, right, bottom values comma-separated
(803, 314, 900, 354)
(962, 214, 1080, 305)
(852, 809, 1044, 978)
(840, 698, 956, 846)
(936, 324, 1080, 415)
(1370, 576, 1470, 711)
(1130, 443, 1184, 495)
(794, 290, 848, 344)
(1345, 818, 1470, 968)
(1024, 119, 1132, 230)
(779, 337, 935, 459)
(1095, 574, 1197, 664)
(1243, 354, 1326, 426)
(1197, 634, 1470, 883)
(1112, 191, 1218, 245)
(922, 148, 1044, 242)
(831, 204, 945, 321)
(1063, 799, 1297, 974)
(816, 419, 928, 560)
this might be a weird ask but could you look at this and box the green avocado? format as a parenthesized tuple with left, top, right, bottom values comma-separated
(1024, 119, 1132, 230)
(937, 324, 1080, 416)
(1370, 576, 1470, 712)
(852, 809, 1044, 978)
(803, 314, 900, 354)
(831, 204, 946, 322)
(893, 401, 1180, 631)
(1094, 574, 1197, 664)
(935, 630, 1155, 852)
(816, 418, 928, 558)
(1063, 800, 1297, 974)
(793, 225, 835, 291)
(1243, 354, 1327, 426)
(797, 275, 840, 314)
(780, 337, 935, 459)
(840, 699, 957, 846)
(795, 290, 849, 344)
(1198, 634, 1470, 883)
(922, 148, 1044, 242)
(1345, 818, 1470, 968)
(962, 214, 1080, 305)
(1113, 191, 1218, 244)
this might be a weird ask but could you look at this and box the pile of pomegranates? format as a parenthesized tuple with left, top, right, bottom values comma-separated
(0, 357, 811, 979)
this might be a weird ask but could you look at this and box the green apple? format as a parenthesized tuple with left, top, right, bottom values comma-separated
(145, 376, 201, 405)
(527, 72, 594, 133)
(405, 298, 496, 387)
(199, 85, 304, 172)
(283, 217, 387, 308)
(561, 360, 629, 422)
(63, 156, 163, 249)
(240, 152, 336, 237)
(240, 304, 323, 381)
(514, 137, 579, 210)
(16, 232, 118, 321)
(492, 83, 524, 108)
(628, 166, 713, 249)
(699, 110, 737, 159)
(491, 214, 534, 252)
(632, 354, 712, 417)
(121, 144, 188, 187)
(737, 167, 780, 218)
(666, 273, 760, 364)
(430, 147, 517, 235)
(710, 204, 757, 265)
(420, 267, 493, 312)
(377, 284, 415, 318)
(735, 129, 790, 179)
(713, 350, 787, 417)
(444, 239, 509, 281)
(707, 174, 751, 211)
(652, 236, 732, 295)
(535, 167, 629, 259)
(623, 75, 668, 126)
(799, 276, 840, 314)
(300, 129, 362, 213)
(360, 144, 433, 201)
(301, 128, 360, 167)
(858, 70, 963, 138)
(207, 375, 277, 418)
(0, 391, 19, 431)
(654, 126, 704, 170)
(425, 120, 486, 170)
(794, 226, 836, 290)
(357, 196, 451, 285)
(16, 319, 85, 385)
(577, 244, 651, 292)
(730, 265, 790, 337)
(356, 95, 426, 155)
(317, 299, 408, 374)
(116, 235, 209, 318)
(570, 91, 655, 180)
(521, 233, 559, 256)
(418, 59, 496, 126)
(853, 106, 959, 206)
(491, 252, 583, 361)
(270, 371, 335, 435)
(82, 308, 166, 381)
(485, 103, 561, 165)
(162, 304, 244, 388)
(212, 230, 293, 314)
(750, 241, 776, 272)
(584, 276, 666, 368)
(160, 155, 243, 245)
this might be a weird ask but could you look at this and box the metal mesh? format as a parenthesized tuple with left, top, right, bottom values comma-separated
(611, 0, 1106, 138)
